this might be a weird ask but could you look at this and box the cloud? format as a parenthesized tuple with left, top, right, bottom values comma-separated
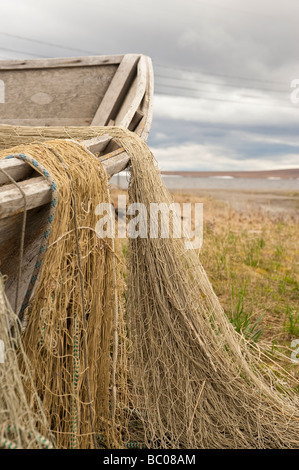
(148, 113, 299, 171)
(152, 94, 298, 128)
(151, 142, 299, 172)
(0, 0, 298, 171)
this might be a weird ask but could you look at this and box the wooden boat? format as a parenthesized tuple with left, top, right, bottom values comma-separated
(0, 54, 154, 316)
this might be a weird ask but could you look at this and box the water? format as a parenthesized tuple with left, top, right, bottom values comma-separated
(110, 173, 299, 191)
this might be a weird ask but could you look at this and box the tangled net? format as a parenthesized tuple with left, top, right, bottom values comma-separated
(106, 128, 299, 449)
(0, 274, 54, 449)
(0, 125, 116, 150)
(0, 125, 298, 449)
(0, 139, 127, 449)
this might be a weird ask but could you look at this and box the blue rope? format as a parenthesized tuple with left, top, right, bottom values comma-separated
(5, 153, 58, 317)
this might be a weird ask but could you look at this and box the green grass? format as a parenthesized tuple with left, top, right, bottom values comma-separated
(284, 305, 299, 336)
(244, 238, 265, 268)
(229, 281, 263, 343)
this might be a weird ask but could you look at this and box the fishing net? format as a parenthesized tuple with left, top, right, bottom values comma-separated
(0, 139, 128, 449)
(0, 125, 118, 151)
(0, 125, 298, 449)
(104, 128, 299, 449)
(0, 274, 54, 449)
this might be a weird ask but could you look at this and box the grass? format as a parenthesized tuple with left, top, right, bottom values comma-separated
(284, 305, 299, 336)
(229, 280, 264, 343)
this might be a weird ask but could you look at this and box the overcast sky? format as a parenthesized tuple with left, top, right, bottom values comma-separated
(0, 0, 299, 171)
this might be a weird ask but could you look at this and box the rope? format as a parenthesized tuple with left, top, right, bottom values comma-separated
(0, 438, 18, 449)
(47, 147, 98, 450)
(71, 313, 79, 449)
(1, 139, 123, 449)
(0, 167, 27, 314)
(109, 192, 119, 440)
(0, 274, 55, 449)
(4, 153, 58, 321)
(1, 425, 54, 449)
(3, 149, 92, 449)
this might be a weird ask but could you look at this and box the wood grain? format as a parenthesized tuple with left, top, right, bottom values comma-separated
(91, 54, 140, 126)
(0, 65, 118, 126)
(0, 55, 123, 70)
(0, 151, 131, 219)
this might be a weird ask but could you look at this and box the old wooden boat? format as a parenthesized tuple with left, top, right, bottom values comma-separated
(0, 54, 154, 316)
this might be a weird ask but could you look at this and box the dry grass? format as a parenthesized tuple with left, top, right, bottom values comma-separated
(166, 190, 298, 387)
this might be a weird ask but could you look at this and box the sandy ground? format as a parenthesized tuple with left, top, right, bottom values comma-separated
(170, 188, 299, 219)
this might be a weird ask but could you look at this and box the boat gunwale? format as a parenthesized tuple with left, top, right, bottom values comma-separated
(0, 54, 127, 70)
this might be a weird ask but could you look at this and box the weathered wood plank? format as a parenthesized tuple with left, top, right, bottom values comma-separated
(96, 55, 147, 155)
(0, 65, 118, 127)
(91, 54, 140, 126)
(0, 134, 114, 185)
(0, 151, 131, 219)
(0, 204, 51, 315)
(0, 55, 123, 70)
(115, 55, 147, 128)
(128, 110, 144, 132)
(0, 176, 50, 218)
(82, 134, 112, 154)
(134, 55, 154, 141)
(0, 157, 33, 184)
(102, 151, 130, 176)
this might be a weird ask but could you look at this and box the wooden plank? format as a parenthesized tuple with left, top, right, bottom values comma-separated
(97, 56, 147, 155)
(0, 118, 93, 126)
(102, 151, 130, 176)
(0, 134, 113, 184)
(91, 54, 140, 126)
(102, 55, 152, 154)
(82, 134, 112, 154)
(0, 204, 51, 315)
(0, 55, 153, 129)
(0, 152, 131, 219)
(115, 55, 147, 128)
(128, 110, 144, 132)
(0, 157, 33, 184)
(0, 176, 51, 218)
(0, 64, 118, 126)
(0, 55, 123, 70)
(0, 135, 116, 185)
(134, 55, 154, 141)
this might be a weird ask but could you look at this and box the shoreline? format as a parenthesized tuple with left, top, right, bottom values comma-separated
(161, 168, 299, 179)
(169, 188, 299, 219)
